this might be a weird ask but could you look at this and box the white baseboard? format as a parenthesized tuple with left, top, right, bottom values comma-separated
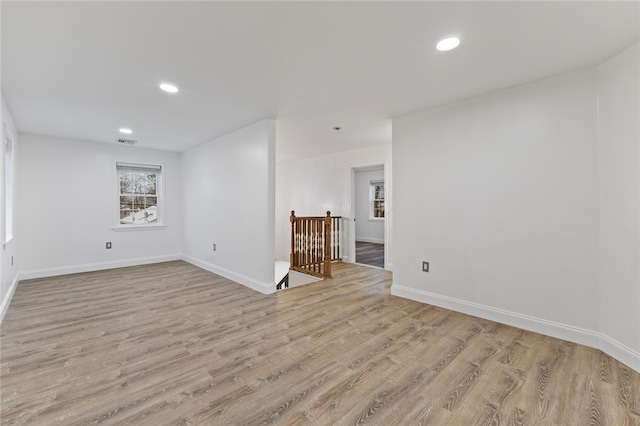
(20, 254, 183, 280)
(391, 284, 640, 373)
(182, 255, 275, 295)
(355, 237, 384, 244)
(18, 253, 275, 296)
(598, 334, 640, 373)
(0, 273, 20, 324)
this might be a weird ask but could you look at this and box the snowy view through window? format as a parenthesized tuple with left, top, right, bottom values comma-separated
(371, 182, 385, 219)
(118, 164, 159, 225)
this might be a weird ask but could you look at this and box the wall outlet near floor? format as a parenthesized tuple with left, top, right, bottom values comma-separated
(422, 261, 429, 272)
(106, 242, 112, 249)
(212, 243, 216, 251)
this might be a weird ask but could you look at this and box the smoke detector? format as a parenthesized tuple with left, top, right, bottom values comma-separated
(116, 138, 138, 145)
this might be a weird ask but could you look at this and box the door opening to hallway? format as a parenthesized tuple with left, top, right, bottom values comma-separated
(353, 164, 385, 269)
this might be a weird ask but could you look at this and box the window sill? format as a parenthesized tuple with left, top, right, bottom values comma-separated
(368, 218, 385, 222)
(3, 237, 14, 250)
(111, 224, 167, 232)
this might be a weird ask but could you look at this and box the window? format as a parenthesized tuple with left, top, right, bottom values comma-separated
(117, 163, 162, 226)
(370, 180, 385, 219)
(4, 124, 13, 243)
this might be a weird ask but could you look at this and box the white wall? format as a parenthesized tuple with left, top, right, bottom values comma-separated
(16, 134, 183, 278)
(393, 55, 640, 372)
(354, 168, 384, 243)
(597, 43, 640, 364)
(182, 119, 276, 294)
(1, 95, 19, 322)
(275, 143, 392, 267)
(393, 68, 602, 343)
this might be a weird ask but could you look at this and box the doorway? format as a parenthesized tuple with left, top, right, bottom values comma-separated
(352, 165, 385, 268)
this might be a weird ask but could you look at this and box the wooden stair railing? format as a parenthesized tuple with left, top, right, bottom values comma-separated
(290, 211, 342, 279)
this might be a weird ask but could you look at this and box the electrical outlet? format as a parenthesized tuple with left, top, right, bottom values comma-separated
(212, 243, 216, 251)
(422, 261, 429, 272)
(106, 242, 112, 249)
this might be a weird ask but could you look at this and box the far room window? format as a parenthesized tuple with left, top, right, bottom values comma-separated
(117, 163, 162, 225)
(369, 180, 385, 220)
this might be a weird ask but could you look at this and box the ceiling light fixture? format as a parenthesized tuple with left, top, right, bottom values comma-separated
(119, 128, 133, 134)
(436, 37, 460, 52)
(159, 83, 178, 93)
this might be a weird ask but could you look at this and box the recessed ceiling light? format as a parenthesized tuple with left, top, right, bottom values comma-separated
(119, 128, 133, 134)
(436, 37, 460, 52)
(159, 83, 178, 93)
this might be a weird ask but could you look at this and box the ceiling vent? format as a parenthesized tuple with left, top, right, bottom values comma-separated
(116, 138, 137, 145)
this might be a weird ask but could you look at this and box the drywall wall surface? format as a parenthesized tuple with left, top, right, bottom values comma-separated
(275, 143, 391, 266)
(597, 42, 640, 359)
(392, 68, 600, 334)
(1, 94, 19, 322)
(16, 134, 183, 277)
(182, 119, 276, 293)
(354, 168, 384, 243)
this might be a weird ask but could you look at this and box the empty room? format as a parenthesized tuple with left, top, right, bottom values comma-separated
(1, 2, 639, 425)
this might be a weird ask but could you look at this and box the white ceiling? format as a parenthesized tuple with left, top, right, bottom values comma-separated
(2, 1, 639, 161)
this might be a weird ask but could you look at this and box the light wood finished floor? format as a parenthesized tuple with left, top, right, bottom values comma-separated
(355, 241, 384, 269)
(1, 261, 639, 425)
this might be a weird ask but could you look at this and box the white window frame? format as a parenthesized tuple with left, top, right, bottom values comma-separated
(369, 180, 385, 220)
(112, 162, 166, 232)
(4, 123, 14, 244)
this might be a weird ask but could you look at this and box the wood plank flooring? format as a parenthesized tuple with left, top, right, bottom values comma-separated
(1, 261, 639, 425)
(355, 241, 384, 268)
